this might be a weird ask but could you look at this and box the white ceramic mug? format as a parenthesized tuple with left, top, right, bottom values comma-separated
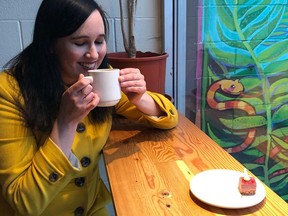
(87, 68, 121, 107)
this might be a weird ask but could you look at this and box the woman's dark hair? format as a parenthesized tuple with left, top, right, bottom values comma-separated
(5, 0, 112, 136)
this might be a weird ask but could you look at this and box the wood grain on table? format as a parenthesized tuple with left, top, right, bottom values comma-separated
(103, 113, 288, 216)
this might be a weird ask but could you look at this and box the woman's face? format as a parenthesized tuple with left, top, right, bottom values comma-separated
(53, 10, 107, 86)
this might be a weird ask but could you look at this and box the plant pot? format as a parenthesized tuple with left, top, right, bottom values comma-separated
(107, 51, 168, 94)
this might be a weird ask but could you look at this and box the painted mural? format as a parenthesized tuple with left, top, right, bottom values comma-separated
(197, 0, 288, 201)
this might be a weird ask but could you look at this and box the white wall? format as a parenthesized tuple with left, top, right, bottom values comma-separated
(100, 0, 163, 53)
(0, 0, 163, 70)
(0, 0, 40, 70)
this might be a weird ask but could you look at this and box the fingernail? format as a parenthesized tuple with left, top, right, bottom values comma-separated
(85, 76, 93, 83)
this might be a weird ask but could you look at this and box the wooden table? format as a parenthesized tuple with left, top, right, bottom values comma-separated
(103, 113, 288, 215)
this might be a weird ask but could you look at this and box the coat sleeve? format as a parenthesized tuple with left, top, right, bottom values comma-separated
(115, 91, 178, 129)
(0, 72, 81, 215)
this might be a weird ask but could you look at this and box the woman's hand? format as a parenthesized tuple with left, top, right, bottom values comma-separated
(58, 74, 99, 125)
(119, 68, 164, 117)
(50, 74, 99, 157)
(118, 68, 146, 104)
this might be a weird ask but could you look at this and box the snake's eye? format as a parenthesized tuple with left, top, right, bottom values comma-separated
(231, 85, 235, 89)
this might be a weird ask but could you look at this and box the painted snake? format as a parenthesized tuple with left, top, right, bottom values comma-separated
(206, 79, 256, 153)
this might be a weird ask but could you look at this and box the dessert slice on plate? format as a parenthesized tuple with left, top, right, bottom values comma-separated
(238, 168, 256, 195)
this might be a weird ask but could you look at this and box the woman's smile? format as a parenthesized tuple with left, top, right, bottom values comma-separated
(79, 62, 97, 70)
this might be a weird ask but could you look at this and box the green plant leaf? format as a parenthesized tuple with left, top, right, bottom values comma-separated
(258, 40, 288, 63)
(219, 116, 266, 129)
(272, 105, 288, 124)
(263, 59, 288, 74)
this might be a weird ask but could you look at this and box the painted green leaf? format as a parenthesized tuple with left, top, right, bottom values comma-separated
(269, 78, 288, 95)
(269, 173, 288, 184)
(258, 40, 288, 62)
(264, 59, 288, 74)
(219, 116, 266, 129)
(272, 105, 288, 124)
(216, 3, 235, 31)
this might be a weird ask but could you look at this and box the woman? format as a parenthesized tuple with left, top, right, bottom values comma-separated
(0, 0, 177, 215)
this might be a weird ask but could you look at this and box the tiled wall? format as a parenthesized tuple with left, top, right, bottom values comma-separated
(0, 1, 40, 71)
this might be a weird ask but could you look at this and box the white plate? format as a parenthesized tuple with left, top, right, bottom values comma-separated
(190, 169, 266, 209)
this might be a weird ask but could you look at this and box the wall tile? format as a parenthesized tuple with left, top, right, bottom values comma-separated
(0, 0, 41, 20)
(21, 21, 34, 48)
(114, 18, 162, 53)
(0, 21, 22, 67)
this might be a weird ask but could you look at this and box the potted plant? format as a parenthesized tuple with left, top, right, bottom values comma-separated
(107, 0, 168, 94)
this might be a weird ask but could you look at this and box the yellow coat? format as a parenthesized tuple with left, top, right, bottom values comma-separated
(0, 71, 178, 215)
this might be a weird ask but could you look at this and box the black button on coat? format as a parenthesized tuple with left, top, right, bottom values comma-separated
(80, 157, 91, 167)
